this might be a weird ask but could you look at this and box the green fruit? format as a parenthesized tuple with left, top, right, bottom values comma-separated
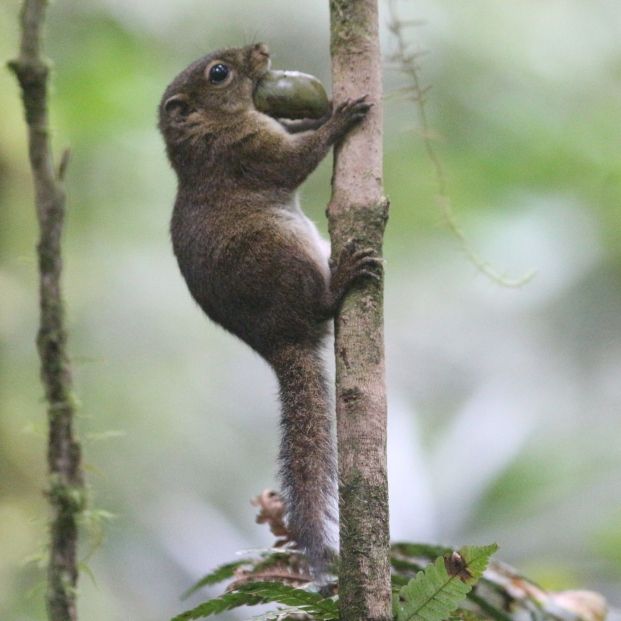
(254, 70, 330, 120)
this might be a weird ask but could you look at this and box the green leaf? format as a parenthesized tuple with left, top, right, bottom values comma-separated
(467, 591, 514, 621)
(392, 543, 452, 560)
(249, 608, 307, 621)
(171, 591, 263, 620)
(392, 573, 411, 589)
(173, 582, 338, 621)
(181, 559, 255, 600)
(392, 556, 424, 576)
(248, 551, 297, 575)
(394, 544, 498, 621)
(458, 545, 498, 580)
(238, 582, 338, 620)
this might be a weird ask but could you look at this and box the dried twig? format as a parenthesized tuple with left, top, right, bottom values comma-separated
(386, 0, 535, 288)
(251, 489, 293, 547)
(8, 2, 84, 620)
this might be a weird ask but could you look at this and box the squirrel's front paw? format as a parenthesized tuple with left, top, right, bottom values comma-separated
(329, 95, 372, 138)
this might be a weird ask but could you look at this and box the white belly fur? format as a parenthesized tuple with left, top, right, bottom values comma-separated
(276, 195, 331, 281)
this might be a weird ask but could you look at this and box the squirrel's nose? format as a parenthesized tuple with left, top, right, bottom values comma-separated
(253, 43, 270, 59)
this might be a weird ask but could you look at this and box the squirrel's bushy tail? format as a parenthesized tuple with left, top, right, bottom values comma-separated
(270, 343, 336, 576)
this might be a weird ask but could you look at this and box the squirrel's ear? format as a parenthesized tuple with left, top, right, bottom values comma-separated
(164, 94, 191, 118)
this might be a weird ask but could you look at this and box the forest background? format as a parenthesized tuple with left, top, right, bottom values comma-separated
(1, 1, 620, 619)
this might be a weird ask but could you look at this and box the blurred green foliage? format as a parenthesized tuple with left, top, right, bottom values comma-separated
(1, 1, 620, 620)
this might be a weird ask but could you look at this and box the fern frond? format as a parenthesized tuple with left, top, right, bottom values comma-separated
(394, 544, 498, 621)
(467, 591, 514, 621)
(458, 546, 498, 580)
(181, 559, 254, 599)
(249, 608, 306, 621)
(238, 582, 338, 620)
(392, 543, 452, 560)
(173, 581, 338, 621)
(171, 590, 263, 620)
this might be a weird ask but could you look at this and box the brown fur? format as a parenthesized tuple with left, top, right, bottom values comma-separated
(158, 43, 378, 575)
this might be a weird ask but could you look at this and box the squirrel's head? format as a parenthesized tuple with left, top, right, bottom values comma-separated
(158, 43, 271, 154)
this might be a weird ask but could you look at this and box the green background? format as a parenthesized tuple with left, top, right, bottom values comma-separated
(1, 0, 620, 619)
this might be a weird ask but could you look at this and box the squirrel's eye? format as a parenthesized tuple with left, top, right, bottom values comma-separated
(208, 63, 230, 84)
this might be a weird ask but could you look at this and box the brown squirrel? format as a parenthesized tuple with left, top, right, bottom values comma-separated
(158, 43, 379, 575)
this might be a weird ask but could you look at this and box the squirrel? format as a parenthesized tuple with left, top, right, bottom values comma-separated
(158, 42, 380, 576)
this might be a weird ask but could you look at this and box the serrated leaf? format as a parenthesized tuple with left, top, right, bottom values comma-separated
(251, 551, 299, 573)
(392, 556, 424, 577)
(181, 559, 255, 599)
(393, 573, 411, 589)
(467, 591, 514, 621)
(395, 544, 498, 621)
(173, 581, 338, 621)
(238, 582, 338, 620)
(392, 543, 452, 560)
(250, 608, 302, 621)
(172, 591, 263, 620)
(458, 545, 498, 580)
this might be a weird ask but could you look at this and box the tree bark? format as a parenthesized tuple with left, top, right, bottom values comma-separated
(328, 1, 391, 620)
(8, 2, 84, 620)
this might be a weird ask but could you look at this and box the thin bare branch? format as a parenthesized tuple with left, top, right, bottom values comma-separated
(8, 1, 85, 620)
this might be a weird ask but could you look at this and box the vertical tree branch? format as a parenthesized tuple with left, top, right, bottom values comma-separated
(328, 1, 391, 620)
(8, 2, 84, 620)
